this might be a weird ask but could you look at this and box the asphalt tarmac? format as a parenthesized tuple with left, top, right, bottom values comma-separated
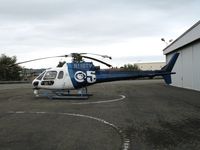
(1, 80, 200, 150)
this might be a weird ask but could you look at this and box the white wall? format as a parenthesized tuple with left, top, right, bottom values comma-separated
(166, 41, 200, 91)
(192, 42, 200, 91)
(167, 51, 183, 88)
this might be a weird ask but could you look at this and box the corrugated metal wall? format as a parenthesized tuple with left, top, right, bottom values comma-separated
(166, 41, 200, 91)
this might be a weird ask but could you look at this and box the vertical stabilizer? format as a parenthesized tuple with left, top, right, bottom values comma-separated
(161, 53, 179, 72)
(163, 74, 172, 84)
(161, 53, 179, 84)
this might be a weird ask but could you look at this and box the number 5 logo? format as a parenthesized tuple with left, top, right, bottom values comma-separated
(87, 71, 96, 83)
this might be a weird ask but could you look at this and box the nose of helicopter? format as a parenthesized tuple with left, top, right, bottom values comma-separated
(32, 80, 39, 88)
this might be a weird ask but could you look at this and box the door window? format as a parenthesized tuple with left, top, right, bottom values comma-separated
(58, 71, 64, 79)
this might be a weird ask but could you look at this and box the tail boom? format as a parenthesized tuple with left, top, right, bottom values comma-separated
(95, 53, 179, 85)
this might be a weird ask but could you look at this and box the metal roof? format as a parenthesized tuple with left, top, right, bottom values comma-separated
(163, 20, 200, 55)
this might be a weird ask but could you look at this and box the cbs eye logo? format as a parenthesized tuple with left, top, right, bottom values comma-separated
(74, 71, 86, 82)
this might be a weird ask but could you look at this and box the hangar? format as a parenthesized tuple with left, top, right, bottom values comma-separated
(163, 20, 200, 91)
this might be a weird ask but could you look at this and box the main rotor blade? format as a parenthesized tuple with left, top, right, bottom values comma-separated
(14, 55, 68, 66)
(80, 53, 112, 59)
(11, 52, 112, 67)
(82, 56, 112, 67)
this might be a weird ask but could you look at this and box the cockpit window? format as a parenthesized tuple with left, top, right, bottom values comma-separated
(58, 71, 64, 79)
(43, 71, 57, 80)
(36, 71, 46, 80)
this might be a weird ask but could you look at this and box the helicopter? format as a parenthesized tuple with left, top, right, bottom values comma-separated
(14, 52, 179, 99)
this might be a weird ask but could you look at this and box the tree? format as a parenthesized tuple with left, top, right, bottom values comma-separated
(0, 54, 22, 81)
(122, 64, 141, 71)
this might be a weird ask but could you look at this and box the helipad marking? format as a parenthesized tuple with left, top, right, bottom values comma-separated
(7, 111, 130, 150)
(70, 95, 126, 104)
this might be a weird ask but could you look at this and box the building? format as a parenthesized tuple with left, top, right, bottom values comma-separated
(20, 68, 45, 81)
(135, 62, 165, 71)
(163, 20, 200, 91)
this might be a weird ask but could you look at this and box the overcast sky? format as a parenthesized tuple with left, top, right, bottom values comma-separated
(0, 0, 199, 68)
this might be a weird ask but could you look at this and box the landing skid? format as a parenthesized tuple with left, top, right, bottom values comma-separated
(51, 94, 91, 99)
(33, 88, 92, 100)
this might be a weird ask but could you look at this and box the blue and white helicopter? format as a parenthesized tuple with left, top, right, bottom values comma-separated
(16, 53, 179, 99)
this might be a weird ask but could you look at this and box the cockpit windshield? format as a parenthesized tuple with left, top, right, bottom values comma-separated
(43, 71, 57, 80)
(36, 71, 46, 80)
